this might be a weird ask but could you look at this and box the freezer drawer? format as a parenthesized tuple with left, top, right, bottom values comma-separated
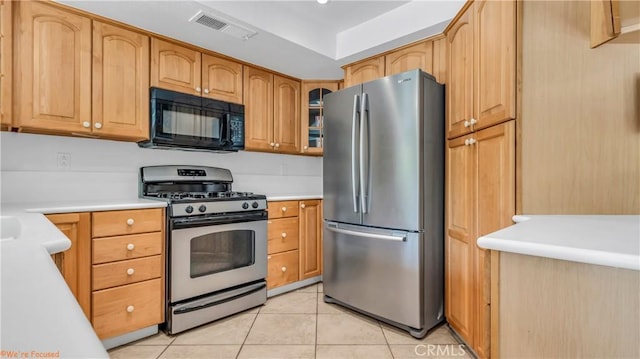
(323, 221, 423, 329)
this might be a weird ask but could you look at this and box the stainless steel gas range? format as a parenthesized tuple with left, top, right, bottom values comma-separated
(140, 165, 267, 335)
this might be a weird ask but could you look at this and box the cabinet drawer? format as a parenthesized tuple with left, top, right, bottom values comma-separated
(267, 250, 299, 289)
(268, 201, 299, 219)
(92, 208, 163, 237)
(92, 278, 163, 339)
(268, 217, 299, 254)
(92, 256, 162, 290)
(93, 232, 163, 264)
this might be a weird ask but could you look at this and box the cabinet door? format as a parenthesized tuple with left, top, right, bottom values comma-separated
(446, 6, 474, 139)
(445, 134, 475, 345)
(244, 66, 274, 151)
(301, 81, 339, 155)
(15, 2, 91, 133)
(0, 0, 11, 129)
(273, 75, 301, 154)
(474, 0, 516, 131)
(344, 56, 385, 88)
(432, 37, 448, 84)
(151, 38, 201, 95)
(299, 200, 322, 280)
(202, 54, 243, 104)
(92, 21, 149, 141)
(385, 41, 433, 76)
(473, 121, 515, 358)
(47, 213, 91, 319)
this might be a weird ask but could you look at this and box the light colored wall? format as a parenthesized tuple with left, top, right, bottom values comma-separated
(0, 132, 322, 204)
(520, 0, 640, 214)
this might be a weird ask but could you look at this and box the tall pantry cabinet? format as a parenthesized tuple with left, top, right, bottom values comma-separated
(444, 0, 516, 358)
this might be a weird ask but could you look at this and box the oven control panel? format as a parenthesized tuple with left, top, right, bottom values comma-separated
(172, 199, 267, 217)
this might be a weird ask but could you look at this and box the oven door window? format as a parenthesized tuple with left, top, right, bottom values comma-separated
(190, 230, 255, 278)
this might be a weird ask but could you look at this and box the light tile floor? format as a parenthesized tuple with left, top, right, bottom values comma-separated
(108, 283, 471, 359)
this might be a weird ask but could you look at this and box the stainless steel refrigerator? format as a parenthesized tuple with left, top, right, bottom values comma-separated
(322, 69, 444, 338)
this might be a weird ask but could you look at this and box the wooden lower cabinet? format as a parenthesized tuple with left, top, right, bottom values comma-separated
(90, 208, 165, 339)
(267, 250, 300, 289)
(266, 200, 323, 289)
(47, 212, 92, 319)
(92, 278, 163, 339)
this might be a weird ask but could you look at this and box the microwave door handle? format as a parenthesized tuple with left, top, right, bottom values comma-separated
(224, 114, 232, 144)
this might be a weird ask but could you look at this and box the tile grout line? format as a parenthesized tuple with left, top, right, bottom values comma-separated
(315, 290, 319, 359)
(234, 309, 261, 359)
(379, 320, 396, 359)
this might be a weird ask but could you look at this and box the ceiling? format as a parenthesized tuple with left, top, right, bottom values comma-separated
(56, 0, 464, 80)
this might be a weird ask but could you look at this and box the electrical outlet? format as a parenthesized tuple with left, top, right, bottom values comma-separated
(57, 152, 71, 169)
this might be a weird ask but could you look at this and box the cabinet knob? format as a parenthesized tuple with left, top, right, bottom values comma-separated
(270, 142, 275, 147)
(127, 268, 135, 276)
(469, 138, 477, 145)
(126, 305, 135, 313)
(126, 218, 135, 226)
(204, 88, 210, 94)
(281, 207, 287, 212)
(470, 118, 477, 125)
(465, 138, 477, 146)
(275, 143, 280, 148)
(463, 120, 470, 128)
(301, 204, 306, 209)
(268, 255, 272, 260)
(281, 232, 287, 238)
(196, 87, 201, 93)
(94, 122, 102, 129)
(281, 266, 287, 272)
(303, 146, 308, 150)
(126, 243, 135, 251)
(82, 121, 90, 128)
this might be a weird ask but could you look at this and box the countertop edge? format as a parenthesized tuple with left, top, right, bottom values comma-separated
(267, 195, 323, 201)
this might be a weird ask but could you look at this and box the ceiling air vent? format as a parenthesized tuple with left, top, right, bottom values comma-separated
(189, 10, 257, 41)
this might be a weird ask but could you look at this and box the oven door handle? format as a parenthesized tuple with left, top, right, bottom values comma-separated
(173, 282, 266, 315)
(171, 211, 267, 229)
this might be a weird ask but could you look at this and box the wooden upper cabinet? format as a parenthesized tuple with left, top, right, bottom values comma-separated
(446, 6, 474, 140)
(92, 21, 149, 141)
(273, 75, 301, 154)
(244, 66, 274, 151)
(299, 200, 322, 280)
(344, 56, 385, 88)
(202, 54, 243, 104)
(14, 1, 91, 133)
(1, 0, 11, 129)
(385, 41, 433, 76)
(151, 38, 201, 95)
(432, 37, 448, 84)
(445, 133, 476, 344)
(474, 0, 516, 132)
(47, 212, 92, 320)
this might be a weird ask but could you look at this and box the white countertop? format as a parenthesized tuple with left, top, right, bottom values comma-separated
(0, 198, 166, 358)
(267, 195, 322, 201)
(477, 215, 640, 271)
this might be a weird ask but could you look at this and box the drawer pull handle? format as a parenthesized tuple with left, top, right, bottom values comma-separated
(126, 305, 135, 313)
(126, 243, 135, 251)
(281, 207, 287, 212)
(281, 266, 287, 272)
(126, 218, 135, 226)
(127, 268, 135, 275)
(281, 232, 287, 238)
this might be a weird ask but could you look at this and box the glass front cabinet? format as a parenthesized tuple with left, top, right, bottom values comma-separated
(301, 81, 340, 155)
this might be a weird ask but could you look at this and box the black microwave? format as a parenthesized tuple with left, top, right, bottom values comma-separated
(138, 87, 244, 152)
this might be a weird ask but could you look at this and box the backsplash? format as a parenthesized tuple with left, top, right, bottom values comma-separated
(0, 132, 322, 204)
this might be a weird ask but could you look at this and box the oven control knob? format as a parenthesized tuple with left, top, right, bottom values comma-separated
(252, 201, 259, 209)
(185, 205, 194, 214)
(198, 205, 207, 213)
(242, 202, 249, 209)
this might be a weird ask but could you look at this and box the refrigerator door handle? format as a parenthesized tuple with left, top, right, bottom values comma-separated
(360, 92, 369, 214)
(351, 94, 361, 213)
(326, 224, 406, 242)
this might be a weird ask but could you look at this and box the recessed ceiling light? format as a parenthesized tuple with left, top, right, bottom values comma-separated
(317, 0, 328, 4)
